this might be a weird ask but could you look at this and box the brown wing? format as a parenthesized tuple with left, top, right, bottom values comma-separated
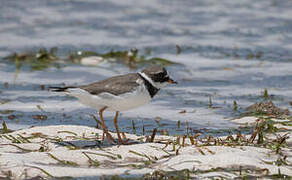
(80, 73, 140, 96)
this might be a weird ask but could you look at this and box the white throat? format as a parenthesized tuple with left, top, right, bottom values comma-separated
(138, 72, 158, 89)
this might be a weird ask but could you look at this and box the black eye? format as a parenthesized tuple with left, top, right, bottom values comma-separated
(163, 76, 169, 82)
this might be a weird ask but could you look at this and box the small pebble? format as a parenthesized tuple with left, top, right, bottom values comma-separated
(179, 110, 186, 114)
(155, 116, 161, 120)
(8, 115, 16, 120)
(33, 115, 47, 120)
(40, 85, 46, 90)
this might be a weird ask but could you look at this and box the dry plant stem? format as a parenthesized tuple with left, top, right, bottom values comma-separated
(99, 107, 115, 144)
(150, 128, 157, 142)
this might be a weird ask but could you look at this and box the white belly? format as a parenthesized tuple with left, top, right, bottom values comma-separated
(66, 84, 152, 111)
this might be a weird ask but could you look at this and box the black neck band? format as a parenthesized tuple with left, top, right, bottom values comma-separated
(138, 73, 160, 98)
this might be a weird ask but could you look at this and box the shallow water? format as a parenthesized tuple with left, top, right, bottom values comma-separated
(0, 0, 292, 136)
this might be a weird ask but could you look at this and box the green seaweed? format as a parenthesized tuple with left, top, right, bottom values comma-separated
(82, 152, 100, 167)
(0, 110, 14, 114)
(1, 121, 10, 134)
(48, 153, 79, 166)
(233, 100, 238, 111)
(3, 47, 59, 71)
(3, 48, 179, 72)
(208, 96, 213, 108)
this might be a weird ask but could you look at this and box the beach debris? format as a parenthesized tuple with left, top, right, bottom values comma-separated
(32, 115, 47, 120)
(7, 115, 16, 120)
(3, 48, 178, 72)
(4, 82, 9, 88)
(1, 121, 9, 133)
(0, 110, 14, 114)
(3, 47, 59, 71)
(233, 100, 238, 111)
(208, 96, 213, 108)
(36, 105, 45, 112)
(263, 89, 269, 100)
(80, 56, 104, 66)
(176, 44, 182, 55)
(40, 85, 46, 90)
(179, 110, 186, 114)
(244, 101, 289, 118)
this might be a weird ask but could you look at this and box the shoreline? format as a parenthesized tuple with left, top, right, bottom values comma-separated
(1, 116, 291, 179)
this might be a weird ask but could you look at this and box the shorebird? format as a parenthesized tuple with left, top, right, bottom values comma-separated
(50, 66, 177, 145)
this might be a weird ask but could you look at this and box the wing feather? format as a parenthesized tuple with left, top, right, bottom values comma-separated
(80, 73, 140, 96)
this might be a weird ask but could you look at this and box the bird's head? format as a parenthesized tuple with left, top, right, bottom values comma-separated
(139, 66, 177, 89)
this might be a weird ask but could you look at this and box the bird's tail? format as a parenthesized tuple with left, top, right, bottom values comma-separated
(49, 86, 77, 92)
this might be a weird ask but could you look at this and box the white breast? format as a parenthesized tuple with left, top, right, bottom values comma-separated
(66, 81, 152, 111)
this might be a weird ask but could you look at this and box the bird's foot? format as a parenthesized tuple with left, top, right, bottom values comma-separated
(116, 132, 133, 146)
(117, 138, 130, 146)
(102, 131, 116, 144)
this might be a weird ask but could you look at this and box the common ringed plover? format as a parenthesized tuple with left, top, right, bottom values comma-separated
(50, 66, 177, 145)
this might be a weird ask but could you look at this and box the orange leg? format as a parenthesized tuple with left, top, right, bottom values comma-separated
(113, 111, 129, 145)
(99, 107, 115, 144)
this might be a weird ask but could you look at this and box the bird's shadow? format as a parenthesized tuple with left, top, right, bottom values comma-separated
(54, 135, 143, 149)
